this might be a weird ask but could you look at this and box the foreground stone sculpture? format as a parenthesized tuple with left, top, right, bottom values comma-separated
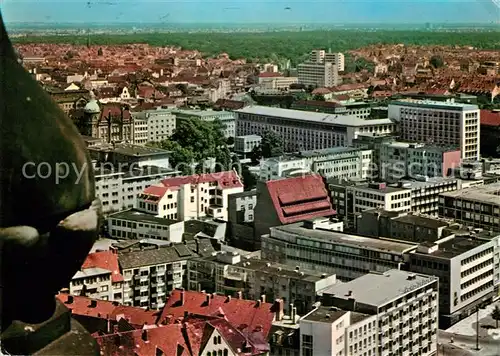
(0, 12, 101, 355)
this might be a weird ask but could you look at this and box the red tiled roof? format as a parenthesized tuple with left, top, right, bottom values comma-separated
(266, 174, 336, 224)
(95, 324, 190, 356)
(158, 290, 275, 338)
(101, 103, 132, 121)
(82, 250, 124, 283)
(160, 171, 243, 190)
(480, 109, 500, 127)
(258, 72, 283, 78)
(293, 100, 342, 108)
(56, 294, 158, 326)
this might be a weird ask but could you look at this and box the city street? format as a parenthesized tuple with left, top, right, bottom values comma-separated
(438, 302, 500, 355)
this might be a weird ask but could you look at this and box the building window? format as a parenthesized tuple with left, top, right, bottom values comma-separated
(302, 334, 313, 356)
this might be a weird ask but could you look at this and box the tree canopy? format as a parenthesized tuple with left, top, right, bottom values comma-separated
(430, 55, 444, 68)
(148, 117, 232, 175)
(250, 129, 284, 163)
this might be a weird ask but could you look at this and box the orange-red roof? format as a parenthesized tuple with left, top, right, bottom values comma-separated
(82, 250, 124, 283)
(158, 290, 275, 338)
(160, 171, 243, 191)
(266, 174, 336, 225)
(480, 109, 500, 127)
(258, 72, 283, 78)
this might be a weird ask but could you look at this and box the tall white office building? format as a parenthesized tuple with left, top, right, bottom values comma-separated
(298, 50, 344, 88)
(388, 99, 480, 161)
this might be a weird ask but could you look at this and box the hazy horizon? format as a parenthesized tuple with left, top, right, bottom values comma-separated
(2, 0, 500, 25)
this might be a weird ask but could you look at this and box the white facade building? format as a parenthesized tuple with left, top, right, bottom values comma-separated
(321, 270, 439, 356)
(259, 147, 374, 181)
(298, 50, 345, 87)
(388, 99, 480, 161)
(300, 307, 377, 356)
(235, 106, 396, 152)
(136, 171, 244, 221)
(132, 108, 176, 145)
(173, 109, 236, 138)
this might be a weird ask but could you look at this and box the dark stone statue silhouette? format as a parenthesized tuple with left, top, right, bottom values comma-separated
(0, 12, 101, 355)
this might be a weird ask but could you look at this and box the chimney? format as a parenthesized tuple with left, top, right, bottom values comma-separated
(274, 299, 284, 321)
(141, 329, 148, 342)
(180, 289, 185, 306)
(346, 290, 353, 297)
(183, 311, 189, 319)
(256, 300, 261, 307)
(292, 307, 297, 324)
(89, 300, 97, 308)
(236, 291, 243, 299)
(206, 294, 211, 305)
(67, 295, 74, 304)
(260, 295, 266, 303)
(226, 295, 232, 302)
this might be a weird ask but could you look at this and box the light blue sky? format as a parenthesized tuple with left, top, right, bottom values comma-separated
(1, 0, 499, 24)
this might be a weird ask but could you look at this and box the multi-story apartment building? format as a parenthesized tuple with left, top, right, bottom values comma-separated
(378, 141, 461, 182)
(69, 250, 124, 303)
(388, 99, 480, 161)
(262, 221, 417, 281)
(187, 251, 337, 315)
(300, 306, 377, 356)
(398, 177, 461, 216)
(235, 106, 396, 152)
(408, 233, 500, 327)
(227, 190, 257, 249)
(107, 209, 185, 242)
(94, 165, 178, 214)
(131, 107, 176, 145)
(234, 135, 262, 158)
(297, 50, 344, 87)
(439, 182, 500, 230)
(46, 86, 90, 115)
(330, 181, 412, 226)
(173, 109, 236, 138)
(136, 171, 244, 221)
(321, 269, 439, 356)
(259, 147, 374, 182)
(119, 244, 198, 309)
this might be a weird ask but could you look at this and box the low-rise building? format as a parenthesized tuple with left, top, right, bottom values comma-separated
(439, 182, 500, 231)
(321, 269, 439, 356)
(89, 142, 172, 169)
(378, 141, 461, 182)
(173, 108, 236, 138)
(234, 135, 262, 158)
(136, 171, 244, 221)
(258, 73, 299, 90)
(259, 147, 374, 182)
(262, 221, 417, 281)
(107, 209, 185, 242)
(188, 251, 337, 315)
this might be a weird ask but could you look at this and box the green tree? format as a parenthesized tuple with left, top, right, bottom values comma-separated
(491, 305, 500, 328)
(312, 94, 325, 101)
(226, 137, 235, 146)
(241, 165, 257, 191)
(261, 129, 284, 158)
(430, 55, 444, 68)
(250, 145, 263, 164)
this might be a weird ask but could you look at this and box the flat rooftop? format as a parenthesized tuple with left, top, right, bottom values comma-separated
(235, 105, 394, 127)
(303, 306, 372, 324)
(231, 259, 335, 283)
(322, 269, 437, 307)
(271, 223, 417, 255)
(173, 109, 234, 118)
(393, 214, 449, 230)
(299, 146, 370, 158)
(390, 99, 478, 111)
(393, 177, 459, 190)
(423, 236, 491, 259)
(109, 209, 178, 226)
(353, 183, 409, 194)
(89, 143, 171, 157)
(440, 183, 500, 205)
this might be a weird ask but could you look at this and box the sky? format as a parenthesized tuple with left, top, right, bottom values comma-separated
(1, 0, 499, 25)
